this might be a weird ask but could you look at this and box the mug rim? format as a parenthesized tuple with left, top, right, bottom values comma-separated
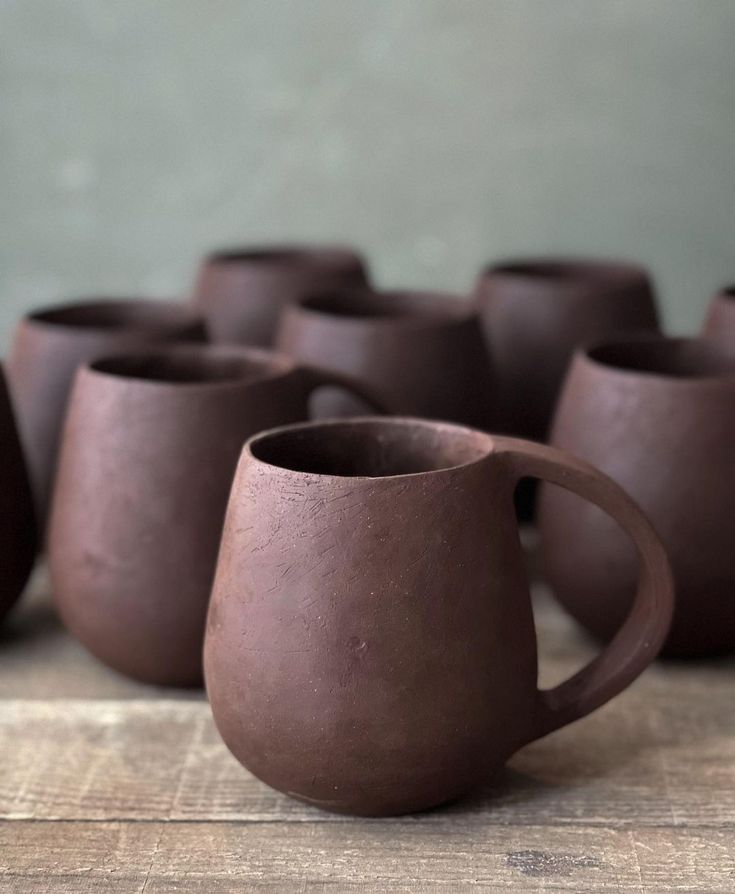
(244, 416, 496, 481)
(289, 289, 476, 328)
(25, 298, 202, 335)
(203, 244, 364, 269)
(83, 343, 297, 391)
(479, 257, 650, 287)
(579, 335, 735, 384)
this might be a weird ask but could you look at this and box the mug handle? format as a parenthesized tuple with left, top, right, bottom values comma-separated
(295, 366, 391, 416)
(493, 436, 674, 742)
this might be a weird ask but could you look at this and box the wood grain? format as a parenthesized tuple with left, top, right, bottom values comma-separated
(1, 678, 733, 828)
(1, 555, 734, 891)
(1, 821, 734, 892)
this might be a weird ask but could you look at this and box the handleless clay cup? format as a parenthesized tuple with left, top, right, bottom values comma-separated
(539, 336, 735, 657)
(204, 417, 673, 816)
(48, 345, 384, 686)
(0, 367, 36, 625)
(193, 244, 368, 347)
(7, 298, 205, 529)
(474, 259, 660, 442)
(702, 286, 735, 344)
(275, 289, 495, 428)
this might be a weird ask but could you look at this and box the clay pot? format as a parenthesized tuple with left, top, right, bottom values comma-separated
(275, 289, 494, 428)
(0, 367, 36, 624)
(49, 345, 383, 686)
(193, 245, 369, 347)
(538, 336, 735, 658)
(474, 259, 660, 442)
(702, 286, 735, 344)
(7, 299, 205, 529)
(204, 417, 673, 816)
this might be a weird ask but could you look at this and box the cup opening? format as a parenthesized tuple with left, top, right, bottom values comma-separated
(300, 290, 466, 321)
(587, 338, 735, 379)
(249, 418, 491, 478)
(90, 349, 286, 385)
(30, 300, 195, 332)
(209, 247, 313, 265)
(489, 259, 644, 285)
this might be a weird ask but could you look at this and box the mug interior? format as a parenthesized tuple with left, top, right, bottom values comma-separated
(30, 300, 195, 332)
(91, 349, 287, 385)
(489, 259, 644, 285)
(208, 247, 315, 265)
(588, 339, 735, 379)
(207, 246, 362, 272)
(299, 290, 466, 322)
(249, 418, 491, 478)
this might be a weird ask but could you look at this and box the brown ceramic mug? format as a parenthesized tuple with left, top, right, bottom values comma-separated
(538, 336, 735, 657)
(193, 244, 368, 347)
(204, 417, 673, 816)
(474, 258, 660, 442)
(0, 366, 36, 625)
(275, 289, 495, 428)
(48, 345, 384, 686)
(702, 286, 735, 344)
(7, 298, 205, 528)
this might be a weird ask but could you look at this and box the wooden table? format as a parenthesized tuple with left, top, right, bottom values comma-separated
(1, 556, 734, 893)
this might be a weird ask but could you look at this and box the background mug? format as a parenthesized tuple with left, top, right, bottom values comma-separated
(539, 336, 735, 657)
(276, 289, 494, 428)
(49, 345, 384, 686)
(193, 244, 368, 347)
(7, 298, 204, 529)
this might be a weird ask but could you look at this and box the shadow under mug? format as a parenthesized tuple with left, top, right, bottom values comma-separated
(7, 298, 205, 530)
(539, 336, 735, 657)
(48, 345, 385, 687)
(204, 416, 673, 816)
(275, 289, 495, 429)
(193, 244, 369, 347)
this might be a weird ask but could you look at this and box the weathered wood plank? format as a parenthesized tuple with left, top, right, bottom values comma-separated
(0, 820, 733, 892)
(1, 679, 733, 827)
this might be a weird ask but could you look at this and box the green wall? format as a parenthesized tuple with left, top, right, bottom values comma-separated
(2, 0, 734, 345)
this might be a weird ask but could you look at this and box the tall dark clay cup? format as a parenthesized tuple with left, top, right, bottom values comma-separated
(702, 286, 735, 344)
(49, 345, 383, 686)
(7, 298, 205, 528)
(475, 259, 660, 442)
(276, 289, 494, 428)
(193, 244, 368, 347)
(205, 417, 673, 816)
(539, 337, 735, 657)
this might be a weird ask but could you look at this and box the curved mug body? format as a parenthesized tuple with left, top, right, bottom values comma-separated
(539, 336, 735, 657)
(205, 417, 673, 815)
(49, 345, 381, 686)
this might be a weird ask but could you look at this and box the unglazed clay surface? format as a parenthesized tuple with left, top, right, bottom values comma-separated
(205, 418, 672, 815)
(475, 259, 660, 442)
(539, 337, 735, 657)
(194, 245, 368, 347)
(48, 345, 380, 686)
(7, 299, 204, 528)
(276, 289, 495, 428)
(702, 287, 735, 344)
